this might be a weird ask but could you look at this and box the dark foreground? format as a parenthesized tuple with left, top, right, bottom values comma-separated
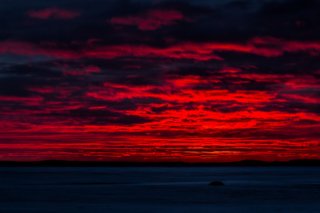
(1, 167, 320, 213)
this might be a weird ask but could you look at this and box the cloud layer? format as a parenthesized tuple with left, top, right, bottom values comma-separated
(0, 0, 319, 162)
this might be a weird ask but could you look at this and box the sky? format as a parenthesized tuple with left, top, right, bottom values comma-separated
(0, 0, 319, 162)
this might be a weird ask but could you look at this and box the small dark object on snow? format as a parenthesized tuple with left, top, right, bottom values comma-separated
(209, 181, 225, 186)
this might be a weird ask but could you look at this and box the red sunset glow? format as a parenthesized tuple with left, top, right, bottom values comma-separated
(0, 0, 319, 162)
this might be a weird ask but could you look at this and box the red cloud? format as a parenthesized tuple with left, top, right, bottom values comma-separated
(0, 41, 79, 59)
(2, 68, 320, 161)
(28, 7, 80, 20)
(0, 96, 43, 105)
(1, 37, 320, 61)
(85, 37, 320, 61)
(110, 9, 185, 31)
(85, 75, 277, 104)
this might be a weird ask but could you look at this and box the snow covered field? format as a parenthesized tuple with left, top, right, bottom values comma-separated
(1, 167, 320, 212)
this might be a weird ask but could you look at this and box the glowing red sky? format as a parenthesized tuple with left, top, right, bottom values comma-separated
(0, 0, 319, 162)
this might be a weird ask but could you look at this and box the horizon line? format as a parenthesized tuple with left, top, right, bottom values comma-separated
(1, 159, 320, 167)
